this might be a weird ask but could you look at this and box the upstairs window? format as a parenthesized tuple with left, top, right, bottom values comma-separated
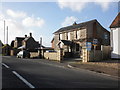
(68, 32, 70, 40)
(104, 34, 108, 39)
(60, 34, 62, 40)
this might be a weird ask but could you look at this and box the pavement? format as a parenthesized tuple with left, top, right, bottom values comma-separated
(63, 59, 120, 79)
(2, 56, 119, 88)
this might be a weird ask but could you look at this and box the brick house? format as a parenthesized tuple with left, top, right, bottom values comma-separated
(52, 19, 110, 58)
(21, 33, 40, 51)
(110, 12, 120, 59)
(13, 37, 25, 48)
(0, 40, 3, 54)
(10, 33, 40, 56)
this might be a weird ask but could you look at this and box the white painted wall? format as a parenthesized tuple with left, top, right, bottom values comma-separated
(118, 29, 120, 58)
(111, 28, 120, 59)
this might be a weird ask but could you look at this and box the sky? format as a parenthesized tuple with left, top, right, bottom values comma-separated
(0, 0, 119, 47)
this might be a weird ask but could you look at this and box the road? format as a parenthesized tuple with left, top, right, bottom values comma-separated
(2, 56, 119, 88)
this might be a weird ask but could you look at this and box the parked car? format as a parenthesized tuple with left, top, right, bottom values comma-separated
(45, 50, 56, 52)
(17, 50, 30, 58)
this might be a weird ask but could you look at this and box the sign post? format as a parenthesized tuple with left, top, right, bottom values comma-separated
(93, 39, 98, 61)
(86, 42, 92, 62)
(86, 42, 92, 51)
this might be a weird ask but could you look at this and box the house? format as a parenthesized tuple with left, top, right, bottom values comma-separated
(21, 33, 40, 51)
(14, 37, 25, 48)
(0, 40, 3, 54)
(110, 12, 120, 59)
(0, 40, 12, 56)
(52, 19, 110, 58)
(2, 44, 12, 56)
(0, 40, 3, 47)
(10, 33, 40, 56)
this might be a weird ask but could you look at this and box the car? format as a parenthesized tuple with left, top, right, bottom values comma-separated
(17, 50, 30, 58)
(45, 50, 56, 52)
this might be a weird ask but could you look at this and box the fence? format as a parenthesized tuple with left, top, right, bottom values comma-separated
(82, 46, 111, 62)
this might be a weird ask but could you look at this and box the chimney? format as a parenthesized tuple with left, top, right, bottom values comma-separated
(25, 35, 27, 38)
(30, 33, 32, 37)
(73, 22, 77, 25)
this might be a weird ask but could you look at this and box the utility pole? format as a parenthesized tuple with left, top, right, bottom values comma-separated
(6, 26, 8, 44)
(39, 37, 42, 58)
(40, 37, 42, 49)
(4, 20, 5, 44)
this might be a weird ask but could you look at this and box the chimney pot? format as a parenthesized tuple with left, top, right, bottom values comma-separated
(30, 33, 32, 37)
(25, 35, 27, 38)
(73, 22, 77, 25)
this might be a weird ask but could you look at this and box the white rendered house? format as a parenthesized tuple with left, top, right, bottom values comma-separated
(110, 12, 120, 59)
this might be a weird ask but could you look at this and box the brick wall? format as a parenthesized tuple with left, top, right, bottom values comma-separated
(82, 46, 110, 62)
(30, 52, 39, 58)
(44, 49, 63, 61)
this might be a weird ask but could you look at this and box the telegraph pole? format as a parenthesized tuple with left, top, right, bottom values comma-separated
(4, 20, 5, 44)
(6, 26, 8, 44)
(39, 37, 42, 58)
(40, 37, 42, 48)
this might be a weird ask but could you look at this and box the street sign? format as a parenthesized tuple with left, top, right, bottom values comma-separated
(86, 42, 92, 51)
(93, 39, 98, 46)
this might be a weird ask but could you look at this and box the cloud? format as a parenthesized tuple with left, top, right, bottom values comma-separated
(6, 9, 26, 18)
(57, 0, 113, 12)
(22, 16, 45, 27)
(94, 0, 111, 11)
(61, 16, 78, 27)
(0, 9, 45, 45)
(57, 0, 87, 12)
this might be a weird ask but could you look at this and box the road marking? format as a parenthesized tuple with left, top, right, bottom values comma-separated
(12, 71, 35, 88)
(2, 63, 10, 68)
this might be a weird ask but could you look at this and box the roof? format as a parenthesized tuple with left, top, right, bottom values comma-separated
(18, 45, 25, 49)
(53, 19, 97, 34)
(15, 37, 25, 41)
(51, 38, 54, 43)
(61, 40, 73, 46)
(0, 40, 4, 46)
(24, 37, 30, 41)
(110, 12, 120, 28)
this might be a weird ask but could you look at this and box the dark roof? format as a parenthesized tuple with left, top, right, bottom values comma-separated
(61, 40, 73, 46)
(11, 40, 14, 47)
(24, 37, 30, 41)
(15, 37, 25, 41)
(110, 12, 120, 28)
(54, 19, 97, 34)
(0, 40, 4, 46)
(51, 38, 54, 43)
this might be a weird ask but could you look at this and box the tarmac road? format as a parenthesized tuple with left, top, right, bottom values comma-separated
(2, 56, 119, 89)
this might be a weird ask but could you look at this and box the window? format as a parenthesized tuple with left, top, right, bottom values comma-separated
(76, 31, 77, 39)
(68, 32, 70, 40)
(66, 33, 68, 40)
(77, 30, 80, 39)
(104, 34, 108, 39)
(76, 44, 79, 51)
(60, 34, 62, 40)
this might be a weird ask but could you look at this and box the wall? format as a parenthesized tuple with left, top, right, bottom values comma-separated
(30, 52, 39, 58)
(111, 28, 120, 59)
(82, 46, 110, 62)
(10, 49, 20, 56)
(26, 37, 39, 50)
(118, 28, 120, 58)
(96, 22, 110, 45)
(101, 45, 111, 60)
(44, 49, 63, 61)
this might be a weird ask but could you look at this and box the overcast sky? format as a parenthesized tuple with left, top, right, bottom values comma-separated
(0, 0, 119, 47)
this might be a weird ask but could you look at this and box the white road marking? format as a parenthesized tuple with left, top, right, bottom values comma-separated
(12, 71, 35, 88)
(2, 63, 10, 68)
